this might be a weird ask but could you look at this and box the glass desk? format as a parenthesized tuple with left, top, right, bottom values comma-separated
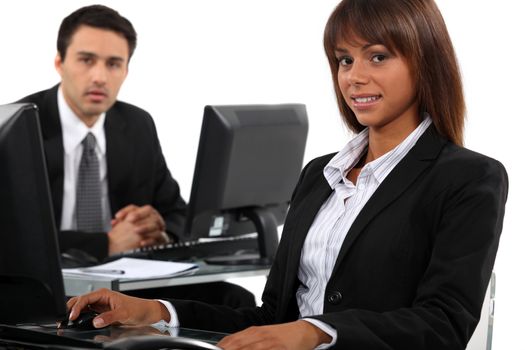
(63, 260, 270, 296)
(0, 323, 227, 349)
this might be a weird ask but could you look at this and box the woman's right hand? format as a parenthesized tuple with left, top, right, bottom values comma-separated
(66, 288, 170, 328)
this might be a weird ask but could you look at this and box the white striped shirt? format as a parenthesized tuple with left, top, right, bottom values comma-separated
(298, 116, 432, 344)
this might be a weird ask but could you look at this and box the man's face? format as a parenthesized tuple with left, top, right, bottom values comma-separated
(55, 25, 129, 125)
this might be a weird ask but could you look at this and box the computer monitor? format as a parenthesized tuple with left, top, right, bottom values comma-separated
(185, 104, 308, 264)
(0, 103, 67, 324)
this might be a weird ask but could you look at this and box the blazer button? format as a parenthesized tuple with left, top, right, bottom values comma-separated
(326, 291, 342, 305)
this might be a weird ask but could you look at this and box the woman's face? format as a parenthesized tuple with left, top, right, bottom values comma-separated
(336, 37, 420, 136)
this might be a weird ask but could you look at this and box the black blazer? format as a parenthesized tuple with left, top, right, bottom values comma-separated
(170, 125, 508, 349)
(18, 85, 187, 260)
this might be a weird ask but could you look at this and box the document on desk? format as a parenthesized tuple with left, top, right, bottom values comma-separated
(62, 258, 198, 279)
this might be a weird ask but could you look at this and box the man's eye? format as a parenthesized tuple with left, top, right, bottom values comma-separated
(80, 57, 93, 65)
(108, 61, 122, 69)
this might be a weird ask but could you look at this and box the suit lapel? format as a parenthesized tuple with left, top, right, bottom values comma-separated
(105, 107, 132, 215)
(282, 171, 333, 295)
(331, 125, 447, 275)
(39, 86, 65, 225)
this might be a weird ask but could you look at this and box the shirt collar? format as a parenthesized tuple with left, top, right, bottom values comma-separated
(324, 128, 369, 189)
(58, 85, 106, 156)
(323, 114, 432, 189)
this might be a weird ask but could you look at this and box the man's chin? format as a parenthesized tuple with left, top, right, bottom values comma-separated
(83, 102, 112, 116)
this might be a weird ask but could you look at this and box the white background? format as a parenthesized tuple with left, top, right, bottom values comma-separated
(1, 1, 523, 348)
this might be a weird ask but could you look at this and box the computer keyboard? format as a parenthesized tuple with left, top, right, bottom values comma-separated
(105, 234, 259, 263)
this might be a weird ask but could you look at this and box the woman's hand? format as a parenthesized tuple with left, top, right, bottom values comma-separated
(66, 288, 170, 328)
(217, 320, 332, 350)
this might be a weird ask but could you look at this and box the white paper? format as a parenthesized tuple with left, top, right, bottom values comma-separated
(62, 257, 198, 279)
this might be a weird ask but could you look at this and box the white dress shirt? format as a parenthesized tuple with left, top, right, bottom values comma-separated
(163, 116, 432, 349)
(57, 86, 112, 232)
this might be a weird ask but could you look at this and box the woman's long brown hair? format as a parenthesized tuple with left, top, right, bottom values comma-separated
(324, 0, 465, 146)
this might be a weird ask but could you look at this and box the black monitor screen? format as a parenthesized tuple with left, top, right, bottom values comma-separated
(0, 103, 67, 324)
(185, 104, 308, 264)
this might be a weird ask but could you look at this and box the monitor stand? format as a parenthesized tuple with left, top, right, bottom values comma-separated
(204, 207, 278, 266)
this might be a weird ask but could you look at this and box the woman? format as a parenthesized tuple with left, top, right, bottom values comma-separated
(67, 0, 508, 349)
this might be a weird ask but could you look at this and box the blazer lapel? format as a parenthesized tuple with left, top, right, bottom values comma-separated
(331, 125, 447, 275)
(38, 86, 65, 225)
(105, 107, 132, 215)
(282, 173, 333, 295)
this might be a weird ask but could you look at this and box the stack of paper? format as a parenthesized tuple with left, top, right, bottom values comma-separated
(63, 257, 198, 279)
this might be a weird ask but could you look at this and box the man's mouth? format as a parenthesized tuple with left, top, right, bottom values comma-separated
(86, 90, 107, 102)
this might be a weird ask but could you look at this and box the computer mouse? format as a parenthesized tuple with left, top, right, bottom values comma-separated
(61, 248, 99, 268)
(69, 310, 101, 330)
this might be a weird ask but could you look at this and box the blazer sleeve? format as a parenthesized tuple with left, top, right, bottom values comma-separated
(106, 104, 188, 242)
(148, 123, 187, 239)
(167, 215, 293, 333)
(310, 156, 508, 349)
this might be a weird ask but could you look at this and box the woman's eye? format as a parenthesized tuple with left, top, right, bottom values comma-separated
(371, 54, 387, 63)
(338, 56, 353, 66)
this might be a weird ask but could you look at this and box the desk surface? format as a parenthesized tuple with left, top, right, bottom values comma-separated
(0, 323, 226, 349)
(63, 260, 269, 296)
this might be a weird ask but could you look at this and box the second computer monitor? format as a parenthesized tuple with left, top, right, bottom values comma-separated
(185, 104, 308, 264)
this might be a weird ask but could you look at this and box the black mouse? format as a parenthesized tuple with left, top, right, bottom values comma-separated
(69, 310, 101, 330)
(61, 248, 99, 268)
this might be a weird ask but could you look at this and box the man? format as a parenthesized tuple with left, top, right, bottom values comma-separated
(19, 4, 255, 307)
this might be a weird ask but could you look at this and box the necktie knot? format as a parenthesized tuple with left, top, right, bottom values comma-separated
(83, 132, 97, 156)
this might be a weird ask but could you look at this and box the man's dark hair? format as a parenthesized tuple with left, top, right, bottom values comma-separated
(57, 4, 137, 61)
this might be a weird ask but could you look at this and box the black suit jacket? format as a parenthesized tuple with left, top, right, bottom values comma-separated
(19, 85, 187, 260)
(169, 126, 508, 349)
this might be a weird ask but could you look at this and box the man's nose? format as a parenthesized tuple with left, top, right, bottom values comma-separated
(91, 62, 107, 85)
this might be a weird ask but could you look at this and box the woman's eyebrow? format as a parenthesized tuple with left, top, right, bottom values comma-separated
(334, 42, 380, 54)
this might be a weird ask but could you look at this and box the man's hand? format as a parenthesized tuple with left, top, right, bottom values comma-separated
(66, 288, 170, 328)
(217, 320, 332, 350)
(107, 220, 145, 254)
(108, 205, 169, 254)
